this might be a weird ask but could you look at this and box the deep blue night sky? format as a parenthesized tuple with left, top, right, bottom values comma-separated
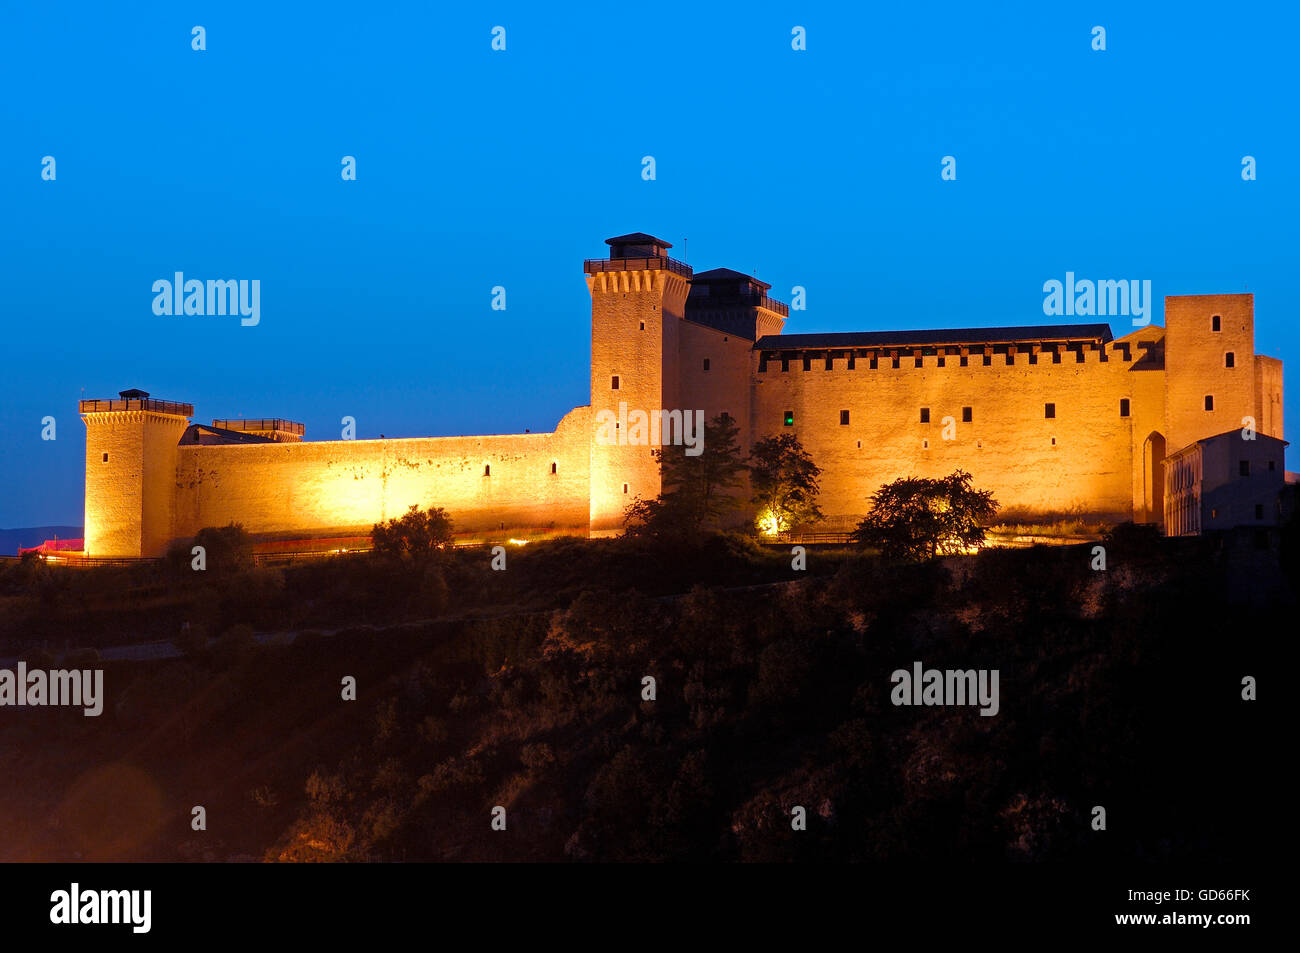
(2, 1, 1295, 527)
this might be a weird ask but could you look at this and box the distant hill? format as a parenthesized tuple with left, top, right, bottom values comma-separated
(0, 526, 82, 555)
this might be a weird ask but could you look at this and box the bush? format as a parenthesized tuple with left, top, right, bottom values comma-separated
(167, 524, 254, 576)
(372, 505, 455, 566)
(853, 470, 998, 561)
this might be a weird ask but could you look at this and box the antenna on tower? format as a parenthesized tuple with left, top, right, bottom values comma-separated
(683, 238, 688, 263)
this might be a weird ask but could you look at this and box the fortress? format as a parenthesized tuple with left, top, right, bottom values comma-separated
(80, 232, 1286, 557)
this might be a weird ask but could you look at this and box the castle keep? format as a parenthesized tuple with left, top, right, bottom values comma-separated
(80, 232, 1286, 557)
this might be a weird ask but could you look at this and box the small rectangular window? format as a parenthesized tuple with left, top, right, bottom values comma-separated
(1212, 314, 1222, 332)
(920, 407, 930, 423)
(962, 407, 972, 423)
(982, 354, 991, 367)
(639, 321, 645, 331)
(484, 464, 491, 477)
(783, 411, 794, 427)
(1052, 349, 1062, 364)
(1256, 503, 1265, 520)
(611, 375, 620, 390)
(623, 483, 629, 494)
(102, 452, 109, 462)
(551, 462, 557, 474)
(802, 356, 812, 371)
(960, 355, 969, 367)
(1269, 460, 1276, 471)
(1044, 403, 1055, 419)
(826, 355, 834, 371)
(914, 356, 922, 368)
(892, 355, 901, 369)
(1225, 352, 1235, 368)
(937, 356, 945, 367)
(1119, 398, 1130, 417)
(703, 358, 710, 371)
(1240, 460, 1250, 477)
(840, 410, 850, 426)
(1205, 395, 1214, 411)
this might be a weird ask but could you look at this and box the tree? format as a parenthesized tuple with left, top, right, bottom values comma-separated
(749, 433, 823, 535)
(852, 470, 998, 561)
(372, 505, 455, 565)
(168, 523, 253, 574)
(623, 414, 749, 538)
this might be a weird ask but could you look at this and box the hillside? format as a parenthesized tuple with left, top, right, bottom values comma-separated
(0, 529, 1289, 862)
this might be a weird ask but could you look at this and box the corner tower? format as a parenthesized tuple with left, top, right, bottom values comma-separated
(585, 233, 692, 531)
(80, 388, 192, 557)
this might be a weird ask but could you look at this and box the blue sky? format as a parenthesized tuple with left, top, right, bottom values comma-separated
(1, 0, 1296, 527)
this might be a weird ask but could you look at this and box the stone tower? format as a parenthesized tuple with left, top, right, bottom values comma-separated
(1164, 294, 1279, 454)
(584, 233, 692, 532)
(80, 389, 192, 557)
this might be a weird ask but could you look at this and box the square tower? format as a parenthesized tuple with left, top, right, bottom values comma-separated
(1164, 294, 1258, 455)
(585, 234, 692, 531)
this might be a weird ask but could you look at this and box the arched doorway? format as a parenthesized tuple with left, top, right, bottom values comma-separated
(1142, 432, 1166, 525)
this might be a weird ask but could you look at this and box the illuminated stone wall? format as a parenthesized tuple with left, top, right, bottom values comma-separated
(172, 406, 592, 544)
(751, 334, 1168, 524)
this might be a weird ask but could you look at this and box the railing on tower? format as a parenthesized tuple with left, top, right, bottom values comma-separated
(79, 398, 194, 416)
(583, 255, 693, 278)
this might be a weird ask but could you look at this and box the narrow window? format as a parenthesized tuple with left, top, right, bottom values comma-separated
(1119, 398, 1130, 417)
(1052, 349, 1061, 364)
(923, 439, 930, 449)
(920, 407, 930, 423)
(825, 355, 834, 371)
(703, 358, 711, 371)
(914, 355, 922, 368)
(840, 410, 850, 426)
(982, 353, 991, 367)
(1240, 460, 1250, 477)
(802, 355, 812, 371)
(1212, 314, 1221, 332)
(962, 407, 972, 423)
(1205, 395, 1214, 411)
(847, 355, 856, 370)
(1225, 352, 1235, 368)
(1044, 403, 1056, 419)
(892, 355, 901, 369)
(1051, 436, 1057, 446)
(623, 483, 629, 494)
(960, 355, 969, 367)
(937, 356, 945, 367)
(1256, 503, 1265, 520)
(102, 452, 109, 462)
(1269, 460, 1276, 471)
(639, 321, 645, 331)
(551, 462, 557, 474)
(783, 411, 794, 427)
(484, 464, 491, 477)
(611, 375, 620, 390)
